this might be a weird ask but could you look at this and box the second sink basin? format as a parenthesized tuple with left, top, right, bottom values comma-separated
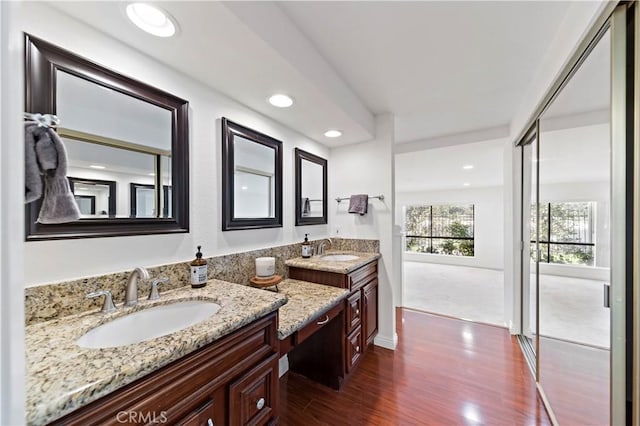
(319, 254, 359, 262)
(77, 300, 221, 349)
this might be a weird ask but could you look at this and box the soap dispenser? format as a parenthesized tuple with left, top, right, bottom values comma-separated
(190, 246, 208, 288)
(301, 234, 313, 258)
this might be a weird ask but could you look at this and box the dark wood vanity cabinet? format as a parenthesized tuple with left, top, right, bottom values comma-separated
(289, 260, 379, 378)
(52, 313, 279, 426)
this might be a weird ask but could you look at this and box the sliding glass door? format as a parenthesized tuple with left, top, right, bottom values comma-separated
(518, 5, 630, 422)
(536, 26, 611, 424)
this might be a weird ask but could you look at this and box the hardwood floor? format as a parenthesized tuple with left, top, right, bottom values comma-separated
(280, 308, 550, 425)
(538, 336, 609, 426)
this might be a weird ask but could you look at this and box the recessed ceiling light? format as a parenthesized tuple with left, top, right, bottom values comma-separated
(463, 182, 471, 187)
(268, 94, 293, 108)
(462, 165, 474, 170)
(89, 165, 106, 170)
(241, 186, 248, 191)
(126, 3, 177, 38)
(324, 130, 342, 138)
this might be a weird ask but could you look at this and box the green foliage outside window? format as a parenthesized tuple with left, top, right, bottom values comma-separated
(530, 202, 595, 266)
(405, 204, 474, 257)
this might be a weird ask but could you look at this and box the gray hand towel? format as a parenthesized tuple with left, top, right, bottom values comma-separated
(348, 194, 368, 215)
(24, 124, 45, 203)
(302, 197, 310, 216)
(24, 123, 81, 223)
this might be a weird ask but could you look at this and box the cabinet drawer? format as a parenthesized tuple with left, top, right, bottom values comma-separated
(176, 397, 216, 426)
(345, 291, 362, 334)
(229, 354, 279, 426)
(348, 261, 377, 291)
(297, 302, 343, 344)
(345, 326, 363, 373)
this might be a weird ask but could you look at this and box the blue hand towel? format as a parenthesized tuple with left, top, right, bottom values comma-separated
(348, 194, 368, 215)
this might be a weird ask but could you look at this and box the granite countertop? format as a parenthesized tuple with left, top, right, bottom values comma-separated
(25, 280, 287, 425)
(284, 250, 380, 274)
(275, 279, 349, 339)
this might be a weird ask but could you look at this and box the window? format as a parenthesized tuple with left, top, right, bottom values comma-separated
(405, 204, 474, 256)
(531, 202, 595, 266)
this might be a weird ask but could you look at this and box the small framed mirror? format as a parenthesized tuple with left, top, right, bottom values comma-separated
(130, 183, 172, 218)
(295, 148, 328, 226)
(68, 177, 116, 217)
(24, 34, 189, 240)
(222, 118, 283, 231)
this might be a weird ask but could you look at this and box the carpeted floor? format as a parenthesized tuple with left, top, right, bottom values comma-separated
(403, 261, 609, 348)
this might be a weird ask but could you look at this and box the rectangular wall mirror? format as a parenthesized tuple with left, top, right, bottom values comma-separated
(24, 34, 189, 240)
(222, 118, 282, 231)
(294, 148, 327, 226)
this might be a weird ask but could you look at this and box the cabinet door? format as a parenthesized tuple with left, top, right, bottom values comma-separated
(346, 291, 362, 334)
(229, 354, 279, 426)
(363, 279, 378, 347)
(345, 325, 362, 373)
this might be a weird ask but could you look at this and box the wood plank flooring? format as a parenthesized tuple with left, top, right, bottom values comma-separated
(538, 336, 609, 426)
(280, 308, 550, 425)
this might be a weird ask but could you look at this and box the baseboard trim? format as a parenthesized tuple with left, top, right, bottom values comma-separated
(374, 332, 398, 350)
(278, 354, 289, 378)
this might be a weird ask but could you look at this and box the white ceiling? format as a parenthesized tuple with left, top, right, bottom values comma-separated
(47, 1, 600, 147)
(395, 121, 610, 193)
(395, 138, 505, 192)
(279, 1, 580, 143)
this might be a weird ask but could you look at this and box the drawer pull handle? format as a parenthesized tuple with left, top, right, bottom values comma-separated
(355, 309, 360, 315)
(317, 315, 329, 325)
(207, 419, 214, 426)
(256, 397, 265, 410)
(356, 345, 360, 352)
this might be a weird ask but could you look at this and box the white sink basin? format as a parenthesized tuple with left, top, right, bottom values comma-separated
(76, 300, 221, 349)
(319, 254, 359, 262)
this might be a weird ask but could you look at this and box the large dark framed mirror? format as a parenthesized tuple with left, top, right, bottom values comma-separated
(24, 34, 189, 240)
(222, 118, 282, 231)
(294, 148, 327, 226)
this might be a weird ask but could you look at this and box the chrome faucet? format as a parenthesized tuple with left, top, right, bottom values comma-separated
(317, 238, 333, 255)
(125, 267, 149, 307)
(86, 289, 116, 313)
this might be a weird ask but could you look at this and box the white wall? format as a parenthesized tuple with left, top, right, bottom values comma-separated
(329, 114, 397, 350)
(397, 186, 505, 270)
(1, 1, 25, 423)
(19, 3, 330, 286)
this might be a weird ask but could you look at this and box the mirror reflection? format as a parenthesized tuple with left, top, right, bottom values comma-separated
(300, 159, 324, 218)
(130, 183, 172, 218)
(57, 70, 173, 220)
(222, 118, 283, 231)
(68, 177, 115, 218)
(295, 148, 327, 226)
(233, 136, 275, 218)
